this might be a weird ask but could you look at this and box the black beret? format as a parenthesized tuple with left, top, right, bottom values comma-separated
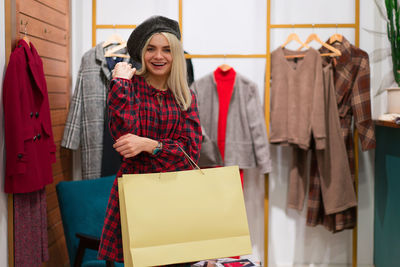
(127, 16, 181, 62)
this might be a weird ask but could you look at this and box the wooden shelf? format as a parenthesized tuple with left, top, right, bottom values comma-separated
(374, 120, 400, 128)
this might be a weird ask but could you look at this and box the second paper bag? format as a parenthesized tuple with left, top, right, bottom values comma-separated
(118, 165, 252, 267)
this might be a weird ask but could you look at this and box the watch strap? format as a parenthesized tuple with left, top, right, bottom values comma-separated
(152, 141, 162, 155)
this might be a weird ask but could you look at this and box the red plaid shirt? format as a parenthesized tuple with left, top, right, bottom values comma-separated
(98, 75, 202, 261)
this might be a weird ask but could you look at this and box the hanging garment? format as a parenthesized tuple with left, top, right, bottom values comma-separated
(14, 189, 49, 266)
(306, 37, 376, 232)
(184, 51, 195, 86)
(191, 70, 271, 174)
(215, 67, 236, 160)
(61, 43, 131, 179)
(214, 67, 242, 259)
(287, 63, 357, 218)
(213, 67, 244, 187)
(98, 76, 202, 261)
(101, 103, 122, 177)
(100, 57, 125, 177)
(270, 47, 326, 150)
(3, 39, 53, 266)
(3, 39, 56, 193)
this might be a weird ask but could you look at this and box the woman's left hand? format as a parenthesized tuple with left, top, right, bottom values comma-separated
(113, 133, 157, 158)
(112, 62, 136, 80)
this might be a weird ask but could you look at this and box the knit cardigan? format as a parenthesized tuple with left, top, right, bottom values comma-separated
(270, 47, 326, 150)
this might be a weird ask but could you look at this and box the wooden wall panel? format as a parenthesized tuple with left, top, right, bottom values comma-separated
(47, 192, 59, 212)
(47, 206, 62, 232)
(45, 178, 59, 196)
(46, 76, 69, 93)
(50, 109, 68, 126)
(43, 237, 69, 267)
(36, 0, 67, 15)
(53, 125, 66, 143)
(54, 143, 72, 159)
(11, 0, 72, 266)
(47, 222, 65, 246)
(18, 14, 67, 46)
(52, 156, 71, 176)
(28, 36, 67, 61)
(45, 170, 72, 196)
(18, 0, 67, 29)
(42, 58, 68, 77)
(48, 93, 67, 109)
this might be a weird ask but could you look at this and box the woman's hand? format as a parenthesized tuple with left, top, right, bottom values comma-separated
(113, 133, 158, 158)
(112, 62, 136, 80)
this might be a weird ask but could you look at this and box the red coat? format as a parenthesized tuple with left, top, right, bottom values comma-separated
(3, 39, 56, 193)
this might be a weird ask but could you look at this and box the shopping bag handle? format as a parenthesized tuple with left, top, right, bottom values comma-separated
(176, 143, 205, 175)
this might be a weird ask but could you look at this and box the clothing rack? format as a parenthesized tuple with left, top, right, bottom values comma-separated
(91, 0, 361, 266)
(266, 1, 360, 267)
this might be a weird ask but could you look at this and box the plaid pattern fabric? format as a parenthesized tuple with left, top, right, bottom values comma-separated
(307, 151, 357, 232)
(306, 37, 376, 232)
(98, 76, 202, 261)
(61, 43, 131, 179)
(320, 37, 376, 151)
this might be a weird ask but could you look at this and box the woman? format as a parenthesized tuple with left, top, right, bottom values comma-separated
(98, 16, 202, 263)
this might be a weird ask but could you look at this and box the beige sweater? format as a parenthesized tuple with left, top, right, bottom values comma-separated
(270, 47, 326, 150)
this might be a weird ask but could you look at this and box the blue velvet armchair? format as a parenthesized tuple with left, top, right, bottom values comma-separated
(56, 175, 123, 267)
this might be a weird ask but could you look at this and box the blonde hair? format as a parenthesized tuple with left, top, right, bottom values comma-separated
(136, 32, 192, 110)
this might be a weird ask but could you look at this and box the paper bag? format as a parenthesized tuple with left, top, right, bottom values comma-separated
(118, 165, 252, 267)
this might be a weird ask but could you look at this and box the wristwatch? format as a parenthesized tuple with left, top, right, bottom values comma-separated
(152, 141, 162, 155)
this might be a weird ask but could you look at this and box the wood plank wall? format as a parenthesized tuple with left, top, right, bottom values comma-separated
(14, 0, 72, 266)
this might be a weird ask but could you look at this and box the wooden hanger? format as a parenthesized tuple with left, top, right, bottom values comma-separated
(298, 33, 341, 57)
(281, 33, 310, 49)
(218, 63, 232, 72)
(102, 33, 125, 48)
(328, 33, 343, 44)
(329, 25, 343, 44)
(280, 32, 311, 59)
(104, 41, 130, 58)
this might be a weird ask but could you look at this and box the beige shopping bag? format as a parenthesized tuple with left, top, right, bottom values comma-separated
(118, 165, 252, 267)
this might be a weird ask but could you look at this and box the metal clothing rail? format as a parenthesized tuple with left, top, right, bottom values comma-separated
(185, 54, 267, 58)
(266, 1, 360, 267)
(91, 1, 268, 61)
(91, 0, 136, 47)
(92, 1, 360, 266)
(270, 23, 357, 28)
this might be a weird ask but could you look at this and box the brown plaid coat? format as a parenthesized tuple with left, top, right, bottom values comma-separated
(307, 37, 376, 232)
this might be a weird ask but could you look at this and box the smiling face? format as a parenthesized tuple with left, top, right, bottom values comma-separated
(143, 33, 173, 81)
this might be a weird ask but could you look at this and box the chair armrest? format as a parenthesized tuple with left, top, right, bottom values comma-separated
(75, 233, 100, 250)
(74, 233, 115, 267)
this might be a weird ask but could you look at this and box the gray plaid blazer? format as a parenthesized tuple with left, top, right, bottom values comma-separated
(191, 72, 272, 174)
(61, 43, 130, 179)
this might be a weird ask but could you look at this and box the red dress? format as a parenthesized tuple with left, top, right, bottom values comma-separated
(98, 76, 202, 261)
